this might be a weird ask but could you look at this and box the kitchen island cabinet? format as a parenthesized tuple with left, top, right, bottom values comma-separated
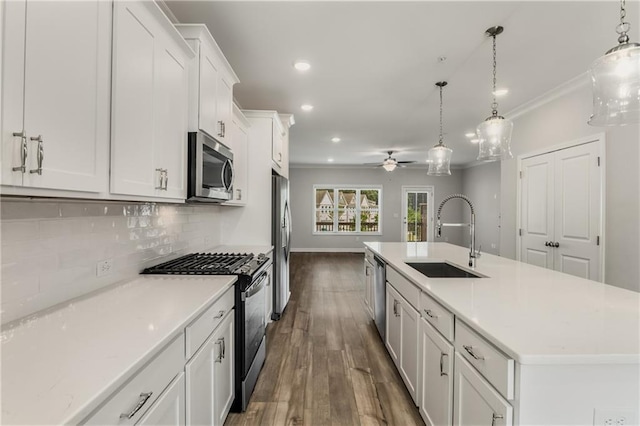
(366, 242, 639, 425)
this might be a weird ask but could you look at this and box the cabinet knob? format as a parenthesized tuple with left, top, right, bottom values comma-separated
(553, 242, 560, 248)
(213, 310, 225, 319)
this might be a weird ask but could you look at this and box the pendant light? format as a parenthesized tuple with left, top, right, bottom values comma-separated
(588, 0, 640, 126)
(477, 26, 513, 161)
(427, 81, 453, 176)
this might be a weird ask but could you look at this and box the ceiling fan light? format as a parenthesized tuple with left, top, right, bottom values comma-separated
(427, 144, 452, 176)
(477, 115, 513, 161)
(588, 43, 640, 126)
(382, 158, 397, 172)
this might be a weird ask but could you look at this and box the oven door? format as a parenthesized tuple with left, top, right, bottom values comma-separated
(188, 131, 234, 202)
(241, 271, 267, 376)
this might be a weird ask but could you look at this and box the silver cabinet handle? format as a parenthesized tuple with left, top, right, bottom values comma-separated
(216, 337, 224, 362)
(222, 121, 226, 137)
(439, 352, 448, 376)
(278, 152, 282, 161)
(553, 241, 560, 248)
(155, 168, 164, 190)
(463, 345, 485, 361)
(491, 413, 504, 426)
(29, 135, 43, 175)
(424, 309, 439, 319)
(221, 336, 226, 359)
(12, 131, 27, 172)
(155, 169, 167, 190)
(237, 188, 242, 200)
(218, 120, 224, 138)
(163, 169, 168, 190)
(213, 310, 225, 319)
(120, 391, 153, 419)
(393, 299, 400, 317)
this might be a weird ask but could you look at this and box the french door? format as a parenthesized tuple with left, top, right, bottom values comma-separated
(519, 139, 603, 281)
(402, 186, 434, 242)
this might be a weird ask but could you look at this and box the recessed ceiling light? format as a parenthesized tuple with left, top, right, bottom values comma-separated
(331, 137, 341, 143)
(465, 132, 476, 138)
(493, 88, 509, 97)
(327, 158, 334, 162)
(293, 60, 311, 71)
(301, 104, 314, 111)
(470, 138, 480, 144)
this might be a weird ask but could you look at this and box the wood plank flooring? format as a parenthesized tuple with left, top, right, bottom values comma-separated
(225, 253, 424, 426)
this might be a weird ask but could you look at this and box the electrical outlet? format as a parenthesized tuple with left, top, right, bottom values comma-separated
(594, 409, 638, 426)
(96, 259, 113, 277)
(491, 243, 497, 249)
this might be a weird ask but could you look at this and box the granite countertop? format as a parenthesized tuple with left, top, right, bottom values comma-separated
(365, 242, 640, 365)
(0, 275, 236, 425)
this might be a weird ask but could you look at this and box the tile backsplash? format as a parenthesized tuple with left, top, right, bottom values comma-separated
(1, 200, 222, 325)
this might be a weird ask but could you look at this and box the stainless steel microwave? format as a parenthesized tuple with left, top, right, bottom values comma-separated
(187, 131, 233, 202)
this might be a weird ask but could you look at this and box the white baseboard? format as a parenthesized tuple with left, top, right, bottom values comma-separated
(290, 247, 365, 253)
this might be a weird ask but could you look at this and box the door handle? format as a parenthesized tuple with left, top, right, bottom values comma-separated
(29, 135, 44, 175)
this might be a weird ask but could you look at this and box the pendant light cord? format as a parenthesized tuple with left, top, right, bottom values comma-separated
(491, 34, 499, 117)
(439, 84, 444, 146)
(617, 0, 630, 43)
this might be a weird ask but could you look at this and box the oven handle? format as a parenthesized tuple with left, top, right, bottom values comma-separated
(242, 272, 268, 301)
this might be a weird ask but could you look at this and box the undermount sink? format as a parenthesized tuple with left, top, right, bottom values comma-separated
(405, 262, 484, 278)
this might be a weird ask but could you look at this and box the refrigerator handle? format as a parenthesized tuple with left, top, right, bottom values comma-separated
(284, 201, 292, 259)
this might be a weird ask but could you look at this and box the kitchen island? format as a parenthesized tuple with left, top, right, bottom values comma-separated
(364, 242, 639, 426)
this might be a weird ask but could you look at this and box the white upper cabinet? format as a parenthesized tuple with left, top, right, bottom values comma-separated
(175, 24, 239, 146)
(110, 1, 193, 200)
(272, 114, 294, 178)
(223, 105, 250, 206)
(1, 0, 111, 194)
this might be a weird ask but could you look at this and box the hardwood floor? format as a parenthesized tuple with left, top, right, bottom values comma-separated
(225, 253, 424, 426)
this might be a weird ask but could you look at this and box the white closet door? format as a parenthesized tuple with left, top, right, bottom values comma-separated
(520, 152, 555, 269)
(553, 143, 601, 280)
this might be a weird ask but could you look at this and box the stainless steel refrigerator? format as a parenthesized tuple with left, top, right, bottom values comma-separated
(271, 174, 291, 320)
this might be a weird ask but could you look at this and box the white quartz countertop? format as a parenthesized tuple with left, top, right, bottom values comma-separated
(0, 275, 236, 425)
(210, 244, 274, 255)
(365, 242, 640, 365)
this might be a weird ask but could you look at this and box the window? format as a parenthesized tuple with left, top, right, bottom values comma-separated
(314, 185, 382, 234)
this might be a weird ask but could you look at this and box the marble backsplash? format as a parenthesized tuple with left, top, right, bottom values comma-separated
(0, 200, 222, 325)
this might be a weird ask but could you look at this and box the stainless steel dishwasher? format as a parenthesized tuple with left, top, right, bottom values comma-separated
(373, 255, 386, 340)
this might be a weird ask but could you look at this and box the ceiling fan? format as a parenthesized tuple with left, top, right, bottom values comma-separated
(364, 151, 416, 172)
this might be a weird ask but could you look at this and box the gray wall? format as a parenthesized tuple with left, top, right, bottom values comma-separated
(499, 78, 640, 292)
(461, 162, 501, 255)
(289, 167, 465, 251)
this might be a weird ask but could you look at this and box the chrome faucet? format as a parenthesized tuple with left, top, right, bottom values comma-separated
(436, 194, 480, 268)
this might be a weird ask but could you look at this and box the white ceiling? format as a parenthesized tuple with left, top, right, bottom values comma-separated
(165, 1, 637, 167)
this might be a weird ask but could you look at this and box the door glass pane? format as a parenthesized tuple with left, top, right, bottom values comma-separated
(315, 188, 334, 232)
(361, 189, 380, 232)
(406, 191, 429, 242)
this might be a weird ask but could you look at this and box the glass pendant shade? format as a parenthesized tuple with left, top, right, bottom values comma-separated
(427, 144, 452, 176)
(589, 43, 640, 126)
(476, 115, 514, 161)
(382, 159, 397, 172)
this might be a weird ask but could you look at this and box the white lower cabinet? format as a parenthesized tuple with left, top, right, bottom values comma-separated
(363, 258, 375, 319)
(385, 282, 419, 403)
(137, 373, 185, 426)
(419, 318, 454, 426)
(453, 353, 513, 426)
(186, 309, 235, 426)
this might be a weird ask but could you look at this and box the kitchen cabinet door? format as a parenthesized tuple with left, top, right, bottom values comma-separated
(265, 267, 273, 323)
(216, 74, 234, 146)
(223, 106, 249, 206)
(271, 118, 284, 171)
(364, 260, 375, 319)
(198, 40, 220, 139)
(185, 310, 234, 426)
(213, 311, 235, 426)
(399, 298, 420, 403)
(419, 318, 454, 426)
(453, 353, 512, 426)
(137, 373, 185, 426)
(111, 1, 192, 200)
(386, 283, 401, 367)
(2, 0, 110, 193)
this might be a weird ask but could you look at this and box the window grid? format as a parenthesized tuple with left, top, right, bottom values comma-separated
(313, 185, 382, 235)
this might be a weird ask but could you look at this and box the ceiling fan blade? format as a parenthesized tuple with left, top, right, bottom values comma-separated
(397, 161, 417, 164)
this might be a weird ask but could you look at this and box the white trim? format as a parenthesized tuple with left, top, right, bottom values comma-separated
(400, 186, 435, 243)
(290, 247, 365, 253)
(516, 133, 606, 282)
(505, 72, 590, 121)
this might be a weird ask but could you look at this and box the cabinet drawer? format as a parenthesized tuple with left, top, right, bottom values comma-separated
(82, 335, 184, 425)
(455, 319, 515, 400)
(420, 291, 454, 342)
(386, 266, 420, 310)
(186, 285, 235, 359)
